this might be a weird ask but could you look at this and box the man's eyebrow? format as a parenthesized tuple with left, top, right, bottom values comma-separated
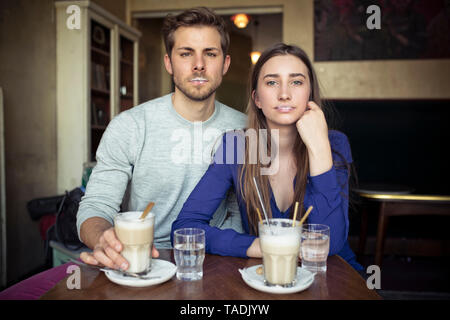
(176, 47, 194, 51)
(263, 73, 306, 79)
(175, 47, 220, 52)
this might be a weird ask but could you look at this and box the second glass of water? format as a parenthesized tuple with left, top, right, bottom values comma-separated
(300, 224, 330, 272)
(173, 228, 205, 281)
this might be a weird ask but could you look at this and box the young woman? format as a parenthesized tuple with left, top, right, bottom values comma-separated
(171, 43, 362, 271)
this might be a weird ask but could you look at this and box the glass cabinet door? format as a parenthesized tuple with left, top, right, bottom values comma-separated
(90, 19, 111, 161)
(119, 36, 135, 113)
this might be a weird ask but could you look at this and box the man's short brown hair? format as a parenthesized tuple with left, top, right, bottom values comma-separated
(162, 7, 230, 58)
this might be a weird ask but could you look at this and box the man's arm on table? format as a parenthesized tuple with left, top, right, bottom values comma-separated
(77, 112, 139, 269)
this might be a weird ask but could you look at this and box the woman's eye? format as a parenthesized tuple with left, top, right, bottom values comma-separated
(292, 80, 303, 85)
(266, 80, 277, 86)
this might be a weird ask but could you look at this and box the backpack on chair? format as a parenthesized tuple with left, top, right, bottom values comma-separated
(49, 187, 85, 250)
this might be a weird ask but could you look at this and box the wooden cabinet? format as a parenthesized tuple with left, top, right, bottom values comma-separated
(55, 1, 140, 192)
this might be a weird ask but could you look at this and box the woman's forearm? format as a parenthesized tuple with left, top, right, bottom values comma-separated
(307, 139, 333, 177)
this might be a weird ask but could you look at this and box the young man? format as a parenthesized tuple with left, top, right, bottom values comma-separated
(78, 7, 246, 271)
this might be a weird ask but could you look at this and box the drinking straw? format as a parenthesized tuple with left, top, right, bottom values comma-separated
(252, 176, 272, 232)
(298, 206, 313, 225)
(140, 201, 155, 220)
(256, 208, 263, 224)
(292, 201, 299, 226)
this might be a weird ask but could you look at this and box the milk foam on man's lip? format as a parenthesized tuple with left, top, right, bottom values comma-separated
(115, 211, 155, 273)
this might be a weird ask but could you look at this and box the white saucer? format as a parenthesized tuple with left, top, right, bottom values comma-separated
(104, 259, 176, 287)
(239, 265, 315, 294)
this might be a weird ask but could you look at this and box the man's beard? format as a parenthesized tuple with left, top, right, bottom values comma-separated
(173, 76, 221, 102)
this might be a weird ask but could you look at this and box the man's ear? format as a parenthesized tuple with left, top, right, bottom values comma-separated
(164, 53, 173, 75)
(252, 90, 261, 109)
(222, 55, 231, 76)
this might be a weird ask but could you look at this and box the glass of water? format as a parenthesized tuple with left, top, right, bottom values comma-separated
(300, 224, 330, 272)
(173, 228, 205, 281)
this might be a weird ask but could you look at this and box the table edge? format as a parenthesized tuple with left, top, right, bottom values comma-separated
(357, 193, 450, 202)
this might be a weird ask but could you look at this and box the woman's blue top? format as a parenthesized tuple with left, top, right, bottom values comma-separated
(171, 130, 363, 271)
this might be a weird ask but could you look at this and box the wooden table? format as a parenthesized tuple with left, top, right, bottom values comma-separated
(357, 192, 450, 267)
(41, 249, 380, 300)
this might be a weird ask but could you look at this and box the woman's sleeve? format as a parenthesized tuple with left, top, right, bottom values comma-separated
(171, 135, 256, 258)
(303, 131, 352, 256)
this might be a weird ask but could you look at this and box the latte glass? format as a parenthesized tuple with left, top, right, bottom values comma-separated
(259, 219, 301, 287)
(114, 211, 155, 274)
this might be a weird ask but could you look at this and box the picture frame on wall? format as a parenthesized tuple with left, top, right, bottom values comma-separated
(314, 0, 450, 61)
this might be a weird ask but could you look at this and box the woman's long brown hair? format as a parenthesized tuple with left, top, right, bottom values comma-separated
(237, 43, 325, 236)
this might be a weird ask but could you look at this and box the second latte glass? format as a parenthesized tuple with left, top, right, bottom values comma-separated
(259, 219, 301, 287)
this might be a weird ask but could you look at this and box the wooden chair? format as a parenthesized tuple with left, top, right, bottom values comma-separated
(356, 191, 450, 267)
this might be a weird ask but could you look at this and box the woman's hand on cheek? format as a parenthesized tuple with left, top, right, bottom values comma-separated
(296, 101, 333, 176)
(295, 101, 329, 151)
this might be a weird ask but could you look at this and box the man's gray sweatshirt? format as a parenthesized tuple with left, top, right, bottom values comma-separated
(77, 93, 247, 248)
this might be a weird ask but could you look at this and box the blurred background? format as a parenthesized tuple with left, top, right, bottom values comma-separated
(0, 0, 449, 298)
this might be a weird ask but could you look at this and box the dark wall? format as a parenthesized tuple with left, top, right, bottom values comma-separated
(328, 100, 450, 195)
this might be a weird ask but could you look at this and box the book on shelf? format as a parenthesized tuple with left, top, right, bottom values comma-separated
(91, 63, 109, 91)
(91, 102, 108, 126)
(91, 102, 98, 125)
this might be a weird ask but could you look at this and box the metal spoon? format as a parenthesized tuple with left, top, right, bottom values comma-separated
(69, 258, 161, 280)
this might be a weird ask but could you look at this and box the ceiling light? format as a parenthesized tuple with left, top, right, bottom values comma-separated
(250, 51, 261, 64)
(231, 14, 249, 28)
